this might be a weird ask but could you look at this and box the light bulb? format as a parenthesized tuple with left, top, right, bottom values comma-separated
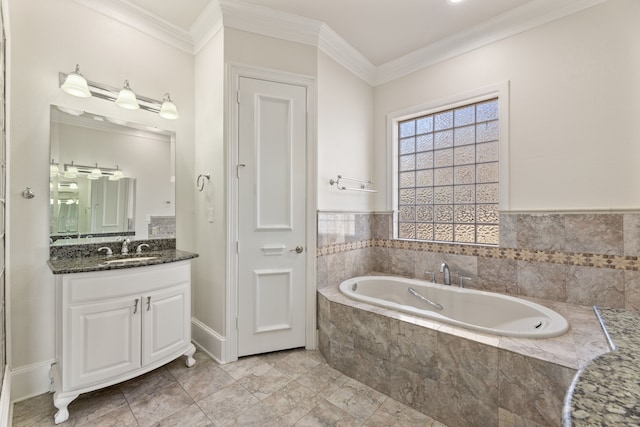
(159, 93, 179, 119)
(64, 164, 79, 179)
(61, 65, 91, 98)
(109, 168, 124, 181)
(115, 80, 139, 110)
(50, 160, 59, 177)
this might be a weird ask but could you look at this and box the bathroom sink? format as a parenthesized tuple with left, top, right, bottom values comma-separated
(102, 256, 159, 265)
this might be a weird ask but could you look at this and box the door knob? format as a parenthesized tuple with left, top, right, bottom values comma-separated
(290, 246, 304, 254)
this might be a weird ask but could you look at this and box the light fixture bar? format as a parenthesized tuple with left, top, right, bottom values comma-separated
(62, 163, 122, 176)
(58, 72, 167, 115)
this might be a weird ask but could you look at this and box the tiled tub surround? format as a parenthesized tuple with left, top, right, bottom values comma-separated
(318, 286, 608, 426)
(317, 211, 640, 310)
(316, 211, 639, 426)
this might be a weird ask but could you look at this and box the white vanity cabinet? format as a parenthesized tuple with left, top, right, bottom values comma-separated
(50, 261, 196, 424)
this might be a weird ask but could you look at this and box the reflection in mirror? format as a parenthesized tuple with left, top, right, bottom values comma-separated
(50, 105, 175, 245)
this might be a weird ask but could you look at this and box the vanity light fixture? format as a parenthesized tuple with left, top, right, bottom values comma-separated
(109, 166, 124, 181)
(115, 80, 140, 110)
(57, 182, 78, 190)
(87, 164, 103, 180)
(63, 163, 123, 180)
(159, 93, 179, 120)
(50, 159, 59, 177)
(60, 64, 91, 98)
(63, 162, 79, 179)
(59, 64, 180, 119)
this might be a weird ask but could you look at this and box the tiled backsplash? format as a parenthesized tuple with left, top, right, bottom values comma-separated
(148, 216, 176, 238)
(317, 211, 640, 310)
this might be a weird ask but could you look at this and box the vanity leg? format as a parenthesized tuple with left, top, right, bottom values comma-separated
(183, 343, 196, 368)
(53, 391, 78, 424)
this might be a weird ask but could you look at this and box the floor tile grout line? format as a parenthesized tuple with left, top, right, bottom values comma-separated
(13, 349, 440, 426)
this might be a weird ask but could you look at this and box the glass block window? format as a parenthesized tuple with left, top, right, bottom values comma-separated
(397, 98, 499, 245)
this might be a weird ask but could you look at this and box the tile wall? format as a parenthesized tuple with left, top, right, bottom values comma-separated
(317, 287, 603, 426)
(316, 210, 629, 425)
(148, 216, 176, 239)
(317, 211, 640, 310)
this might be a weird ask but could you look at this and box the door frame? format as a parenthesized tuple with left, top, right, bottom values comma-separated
(225, 64, 317, 363)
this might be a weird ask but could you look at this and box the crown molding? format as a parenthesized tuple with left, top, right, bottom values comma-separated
(375, 0, 608, 85)
(215, 0, 376, 84)
(74, 0, 607, 86)
(73, 0, 194, 53)
(217, 0, 321, 48)
(190, 1, 224, 54)
(317, 24, 377, 85)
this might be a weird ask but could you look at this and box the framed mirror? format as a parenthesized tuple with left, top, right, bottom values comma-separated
(49, 105, 175, 245)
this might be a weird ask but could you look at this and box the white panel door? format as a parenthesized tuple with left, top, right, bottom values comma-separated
(90, 179, 129, 233)
(237, 77, 307, 357)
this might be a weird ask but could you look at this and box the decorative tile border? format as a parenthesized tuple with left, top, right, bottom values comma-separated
(317, 239, 640, 272)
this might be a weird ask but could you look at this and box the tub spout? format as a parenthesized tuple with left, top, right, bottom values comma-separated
(440, 262, 451, 286)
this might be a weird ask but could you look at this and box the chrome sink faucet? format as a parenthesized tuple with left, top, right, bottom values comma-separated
(98, 247, 112, 256)
(440, 261, 451, 286)
(136, 243, 150, 254)
(121, 238, 130, 255)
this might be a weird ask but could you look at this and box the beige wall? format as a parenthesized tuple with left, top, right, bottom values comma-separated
(317, 51, 375, 212)
(191, 28, 319, 359)
(192, 28, 225, 355)
(7, 0, 195, 398)
(224, 28, 317, 77)
(373, 0, 640, 211)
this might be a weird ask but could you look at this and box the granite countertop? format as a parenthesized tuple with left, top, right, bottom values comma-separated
(48, 248, 199, 274)
(563, 308, 640, 426)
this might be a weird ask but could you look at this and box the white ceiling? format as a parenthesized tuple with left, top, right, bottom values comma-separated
(225, 0, 535, 66)
(126, 0, 536, 65)
(108, 0, 603, 84)
(125, 0, 211, 31)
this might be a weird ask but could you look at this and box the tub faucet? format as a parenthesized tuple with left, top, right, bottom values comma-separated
(440, 262, 451, 286)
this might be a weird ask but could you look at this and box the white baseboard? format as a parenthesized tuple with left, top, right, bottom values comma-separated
(191, 317, 226, 364)
(10, 359, 55, 403)
(1, 365, 11, 426)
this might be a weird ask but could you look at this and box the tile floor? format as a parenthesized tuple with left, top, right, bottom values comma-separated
(12, 348, 446, 426)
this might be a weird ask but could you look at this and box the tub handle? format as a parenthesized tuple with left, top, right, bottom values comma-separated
(408, 287, 443, 310)
(425, 271, 436, 283)
(459, 277, 472, 288)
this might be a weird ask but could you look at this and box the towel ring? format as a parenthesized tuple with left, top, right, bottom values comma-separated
(196, 173, 210, 191)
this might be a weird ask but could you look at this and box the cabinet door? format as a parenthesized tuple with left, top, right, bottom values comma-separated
(142, 282, 190, 366)
(68, 296, 141, 388)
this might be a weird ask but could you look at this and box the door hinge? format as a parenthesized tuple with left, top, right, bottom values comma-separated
(235, 316, 239, 330)
(236, 90, 240, 104)
(236, 241, 239, 253)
